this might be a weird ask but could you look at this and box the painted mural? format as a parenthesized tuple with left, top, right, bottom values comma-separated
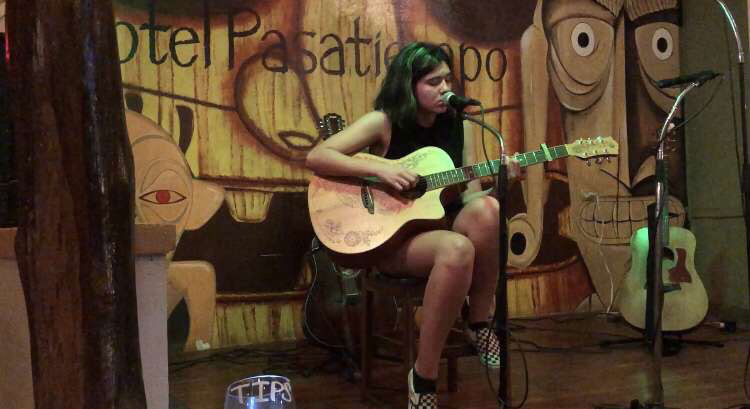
(517, 0, 685, 310)
(112, 0, 685, 348)
(126, 110, 225, 351)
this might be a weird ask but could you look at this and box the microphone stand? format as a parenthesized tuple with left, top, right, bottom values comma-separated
(716, 0, 750, 334)
(461, 113, 510, 407)
(628, 82, 700, 409)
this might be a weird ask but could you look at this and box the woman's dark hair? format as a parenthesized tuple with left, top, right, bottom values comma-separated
(374, 42, 453, 128)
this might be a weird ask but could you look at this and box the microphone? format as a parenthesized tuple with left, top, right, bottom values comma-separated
(655, 70, 721, 88)
(441, 91, 481, 111)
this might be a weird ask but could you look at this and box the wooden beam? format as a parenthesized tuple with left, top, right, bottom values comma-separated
(7, 0, 146, 408)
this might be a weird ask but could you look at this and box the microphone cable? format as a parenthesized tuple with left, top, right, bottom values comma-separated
(655, 74, 725, 146)
(712, 4, 750, 404)
(488, 315, 530, 409)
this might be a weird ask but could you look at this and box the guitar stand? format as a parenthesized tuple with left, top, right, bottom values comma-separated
(302, 313, 361, 383)
(336, 301, 362, 383)
(602, 207, 723, 356)
(600, 200, 724, 355)
(306, 346, 361, 383)
(303, 238, 362, 383)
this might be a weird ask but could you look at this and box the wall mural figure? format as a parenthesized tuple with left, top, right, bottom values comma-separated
(126, 110, 225, 351)
(114, 0, 399, 302)
(113, 0, 592, 345)
(517, 0, 686, 309)
(111, 0, 687, 346)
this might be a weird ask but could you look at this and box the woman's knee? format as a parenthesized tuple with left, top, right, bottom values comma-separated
(475, 196, 500, 223)
(459, 196, 500, 230)
(435, 234, 475, 274)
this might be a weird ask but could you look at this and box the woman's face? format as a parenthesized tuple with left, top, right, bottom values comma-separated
(414, 61, 452, 115)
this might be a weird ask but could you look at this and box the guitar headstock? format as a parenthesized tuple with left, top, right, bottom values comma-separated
(317, 113, 346, 140)
(566, 136, 619, 165)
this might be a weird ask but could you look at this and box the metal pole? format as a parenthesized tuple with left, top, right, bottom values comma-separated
(461, 113, 510, 406)
(715, 0, 750, 331)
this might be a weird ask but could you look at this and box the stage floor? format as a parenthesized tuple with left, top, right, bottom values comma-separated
(169, 312, 750, 409)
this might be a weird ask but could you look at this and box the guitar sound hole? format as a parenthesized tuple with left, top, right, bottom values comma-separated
(663, 247, 675, 261)
(510, 232, 526, 256)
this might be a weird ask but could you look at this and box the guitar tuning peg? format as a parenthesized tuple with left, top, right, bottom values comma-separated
(607, 157, 612, 163)
(586, 160, 592, 166)
(596, 157, 603, 164)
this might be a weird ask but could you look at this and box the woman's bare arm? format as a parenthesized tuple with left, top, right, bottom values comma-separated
(305, 111, 418, 191)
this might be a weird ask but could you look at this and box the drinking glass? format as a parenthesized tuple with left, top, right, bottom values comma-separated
(224, 375, 296, 409)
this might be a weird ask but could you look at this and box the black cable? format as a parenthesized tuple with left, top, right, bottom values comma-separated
(716, 10, 750, 404)
(509, 338, 612, 355)
(511, 310, 618, 323)
(467, 105, 530, 408)
(511, 321, 643, 342)
(664, 74, 725, 137)
(720, 18, 745, 209)
(490, 320, 530, 409)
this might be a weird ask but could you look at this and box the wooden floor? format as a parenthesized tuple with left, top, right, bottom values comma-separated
(169, 313, 750, 409)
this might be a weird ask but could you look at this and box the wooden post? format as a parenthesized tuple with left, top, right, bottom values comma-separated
(7, 1, 146, 408)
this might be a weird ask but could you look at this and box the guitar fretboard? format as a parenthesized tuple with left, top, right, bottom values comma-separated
(515, 145, 569, 167)
(424, 144, 570, 191)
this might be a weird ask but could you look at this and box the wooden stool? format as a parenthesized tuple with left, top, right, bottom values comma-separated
(359, 269, 473, 401)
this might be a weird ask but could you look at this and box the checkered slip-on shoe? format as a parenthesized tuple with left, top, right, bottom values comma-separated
(465, 326, 502, 368)
(408, 368, 438, 409)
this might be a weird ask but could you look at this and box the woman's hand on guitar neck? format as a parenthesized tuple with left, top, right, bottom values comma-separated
(504, 156, 522, 180)
(374, 162, 419, 191)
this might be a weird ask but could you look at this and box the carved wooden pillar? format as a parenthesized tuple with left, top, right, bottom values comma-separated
(7, 0, 146, 408)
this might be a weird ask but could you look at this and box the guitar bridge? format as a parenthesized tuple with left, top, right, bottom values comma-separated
(663, 283, 682, 293)
(361, 184, 374, 214)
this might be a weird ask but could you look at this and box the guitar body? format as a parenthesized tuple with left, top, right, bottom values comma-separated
(308, 147, 455, 263)
(618, 227, 708, 331)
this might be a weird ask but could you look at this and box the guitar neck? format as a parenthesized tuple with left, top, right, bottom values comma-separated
(424, 143, 570, 191)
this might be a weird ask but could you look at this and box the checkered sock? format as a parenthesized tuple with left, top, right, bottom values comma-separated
(468, 321, 489, 332)
(411, 366, 436, 393)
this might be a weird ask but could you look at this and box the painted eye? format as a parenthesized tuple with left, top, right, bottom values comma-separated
(571, 22, 596, 57)
(139, 189, 187, 204)
(652, 28, 673, 61)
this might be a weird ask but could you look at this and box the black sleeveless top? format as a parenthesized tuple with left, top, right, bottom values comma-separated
(385, 113, 464, 167)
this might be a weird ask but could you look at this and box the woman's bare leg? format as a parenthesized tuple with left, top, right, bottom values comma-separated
(453, 195, 500, 324)
(378, 229, 475, 380)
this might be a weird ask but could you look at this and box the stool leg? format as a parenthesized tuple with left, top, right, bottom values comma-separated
(360, 286, 373, 401)
(447, 355, 458, 392)
(403, 297, 416, 380)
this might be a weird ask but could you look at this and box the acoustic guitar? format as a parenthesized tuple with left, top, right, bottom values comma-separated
(618, 226, 708, 331)
(308, 133, 618, 263)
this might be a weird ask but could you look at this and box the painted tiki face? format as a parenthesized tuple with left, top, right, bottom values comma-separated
(523, 0, 685, 306)
(126, 111, 225, 258)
